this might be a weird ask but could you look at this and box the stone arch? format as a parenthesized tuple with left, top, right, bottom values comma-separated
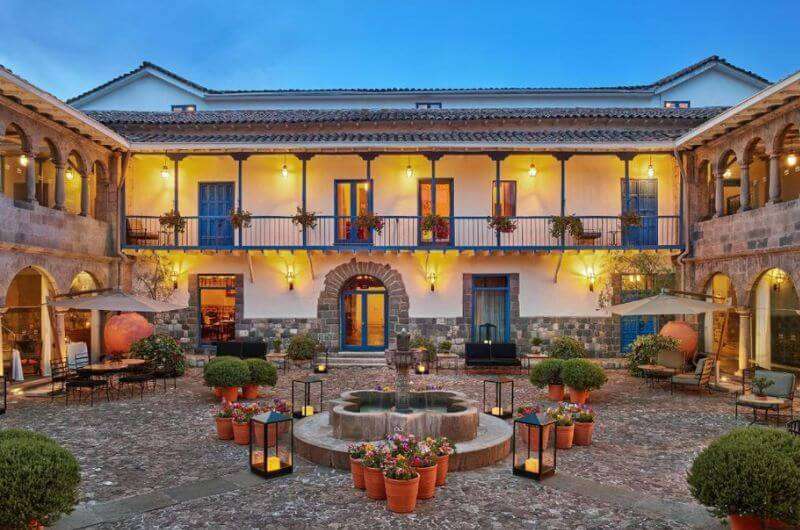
(717, 149, 736, 175)
(3, 122, 31, 153)
(69, 270, 102, 293)
(743, 136, 766, 164)
(38, 137, 62, 166)
(67, 149, 86, 175)
(317, 258, 409, 350)
(771, 121, 800, 155)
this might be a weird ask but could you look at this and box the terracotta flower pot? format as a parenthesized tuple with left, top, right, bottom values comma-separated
(384, 474, 420, 513)
(29, 521, 44, 530)
(213, 387, 223, 398)
(232, 421, 250, 445)
(215, 417, 233, 440)
(516, 422, 552, 449)
(547, 384, 565, 401)
(568, 388, 590, 405)
(573, 421, 594, 446)
(350, 458, 366, 490)
(363, 466, 387, 500)
(556, 424, 574, 450)
(413, 464, 437, 499)
(435, 454, 450, 486)
(728, 515, 762, 530)
(219, 386, 239, 403)
(242, 385, 259, 400)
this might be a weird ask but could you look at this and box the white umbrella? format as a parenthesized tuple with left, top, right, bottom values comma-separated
(607, 292, 730, 316)
(48, 290, 186, 313)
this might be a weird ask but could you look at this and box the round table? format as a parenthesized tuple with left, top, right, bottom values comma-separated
(82, 358, 145, 375)
(637, 364, 677, 388)
(736, 393, 785, 424)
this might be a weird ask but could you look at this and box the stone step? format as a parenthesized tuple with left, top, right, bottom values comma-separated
(328, 351, 386, 358)
(327, 362, 387, 368)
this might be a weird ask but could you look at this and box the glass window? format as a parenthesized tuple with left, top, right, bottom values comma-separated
(492, 181, 517, 216)
(664, 101, 690, 109)
(415, 102, 442, 109)
(472, 275, 510, 342)
(198, 275, 237, 343)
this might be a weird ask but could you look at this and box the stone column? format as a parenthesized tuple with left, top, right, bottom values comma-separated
(736, 307, 751, 375)
(714, 169, 724, 217)
(54, 163, 66, 210)
(738, 162, 750, 212)
(55, 309, 67, 362)
(25, 152, 37, 204)
(80, 173, 90, 216)
(768, 153, 781, 204)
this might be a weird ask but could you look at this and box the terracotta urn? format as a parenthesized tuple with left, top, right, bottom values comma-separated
(384, 474, 420, 513)
(435, 454, 450, 486)
(242, 385, 259, 400)
(547, 384, 565, 401)
(103, 312, 154, 355)
(659, 320, 699, 361)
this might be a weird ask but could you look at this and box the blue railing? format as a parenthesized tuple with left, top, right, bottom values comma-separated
(123, 214, 681, 251)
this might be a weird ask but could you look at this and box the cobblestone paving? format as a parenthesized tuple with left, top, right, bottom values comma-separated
(3, 365, 762, 527)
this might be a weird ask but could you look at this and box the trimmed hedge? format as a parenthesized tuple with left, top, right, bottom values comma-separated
(529, 358, 565, 387)
(411, 335, 437, 362)
(561, 358, 607, 391)
(245, 358, 278, 386)
(286, 333, 318, 360)
(203, 356, 250, 387)
(687, 427, 800, 524)
(548, 336, 587, 359)
(0, 430, 81, 528)
(626, 334, 679, 376)
(130, 334, 186, 376)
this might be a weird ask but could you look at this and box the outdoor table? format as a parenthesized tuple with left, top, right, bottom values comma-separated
(638, 364, 677, 388)
(435, 353, 461, 373)
(521, 354, 549, 369)
(736, 393, 785, 425)
(79, 359, 146, 397)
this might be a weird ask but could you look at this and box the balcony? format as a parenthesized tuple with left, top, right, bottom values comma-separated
(123, 214, 681, 252)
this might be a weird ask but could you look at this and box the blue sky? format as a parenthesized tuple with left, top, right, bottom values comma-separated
(0, 0, 797, 100)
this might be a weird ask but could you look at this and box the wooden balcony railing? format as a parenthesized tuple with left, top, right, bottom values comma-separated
(123, 215, 681, 251)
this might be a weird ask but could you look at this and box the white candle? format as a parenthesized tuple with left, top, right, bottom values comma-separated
(524, 457, 539, 474)
(267, 456, 281, 472)
(317, 364, 326, 372)
(301, 406, 314, 417)
(491, 406, 502, 416)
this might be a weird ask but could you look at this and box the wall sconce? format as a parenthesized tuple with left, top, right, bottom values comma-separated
(528, 162, 537, 178)
(647, 156, 655, 178)
(170, 265, 180, 290)
(281, 155, 289, 179)
(586, 268, 597, 292)
(285, 267, 296, 291)
(788, 153, 797, 167)
(426, 270, 438, 292)
(723, 168, 732, 178)
(160, 163, 170, 179)
(65, 167, 74, 181)
(770, 269, 787, 292)
(406, 158, 414, 179)
(18, 154, 29, 167)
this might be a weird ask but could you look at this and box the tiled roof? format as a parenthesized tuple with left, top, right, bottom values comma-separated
(88, 106, 726, 125)
(123, 129, 686, 144)
(652, 55, 770, 87)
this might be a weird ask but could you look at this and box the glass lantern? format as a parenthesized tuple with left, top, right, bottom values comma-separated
(512, 412, 557, 480)
(291, 377, 323, 419)
(312, 350, 329, 374)
(250, 411, 293, 479)
(415, 361, 428, 375)
(483, 377, 514, 419)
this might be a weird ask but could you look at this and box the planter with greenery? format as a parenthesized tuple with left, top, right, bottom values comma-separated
(487, 215, 517, 233)
(438, 340, 452, 354)
(751, 376, 775, 398)
(286, 333, 318, 361)
(687, 427, 800, 529)
(626, 334, 680, 376)
(547, 406, 575, 450)
(529, 358, 565, 401)
(242, 358, 278, 399)
(230, 402, 260, 445)
(229, 208, 252, 230)
(355, 212, 385, 235)
(203, 356, 250, 402)
(130, 334, 186, 377)
(572, 406, 596, 446)
(548, 336, 587, 359)
(158, 209, 186, 234)
(272, 337, 282, 353)
(0, 430, 80, 529)
(420, 213, 450, 239)
(411, 335, 437, 362)
(291, 207, 317, 230)
(214, 404, 234, 440)
(561, 358, 607, 404)
(530, 336, 544, 354)
(549, 214, 583, 240)
(619, 210, 643, 228)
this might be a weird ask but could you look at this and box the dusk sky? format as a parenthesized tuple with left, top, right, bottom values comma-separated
(1, 0, 797, 101)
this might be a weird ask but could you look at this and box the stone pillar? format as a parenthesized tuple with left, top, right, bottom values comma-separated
(714, 169, 724, 217)
(737, 307, 751, 375)
(25, 152, 37, 204)
(80, 173, 90, 216)
(738, 162, 750, 212)
(768, 153, 781, 204)
(54, 163, 66, 210)
(55, 309, 67, 362)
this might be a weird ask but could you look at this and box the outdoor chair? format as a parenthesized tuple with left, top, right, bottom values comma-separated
(65, 370, 109, 406)
(670, 357, 714, 395)
(153, 363, 179, 392)
(788, 420, 800, 436)
(50, 359, 70, 399)
(656, 349, 684, 372)
(118, 360, 156, 399)
(735, 369, 795, 424)
(126, 218, 160, 246)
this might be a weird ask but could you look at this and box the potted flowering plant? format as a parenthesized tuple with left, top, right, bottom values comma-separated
(291, 207, 317, 230)
(407, 442, 438, 499)
(229, 208, 252, 230)
(386, 431, 418, 457)
(425, 436, 454, 486)
(231, 403, 260, 445)
(751, 376, 774, 399)
(572, 406, 596, 446)
(515, 404, 552, 450)
(355, 212, 385, 236)
(214, 403, 234, 440)
(549, 214, 583, 240)
(361, 445, 389, 500)
(487, 215, 517, 233)
(420, 213, 450, 240)
(347, 442, 372, 490)
(547, 403, 578, 450)
(158, 209, 186, 234)
(382, 455, 420, 513)
(619, 210, 642, 228)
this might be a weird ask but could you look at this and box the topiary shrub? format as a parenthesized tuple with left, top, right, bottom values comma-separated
(529, 358, 565, 387)
(548, 336, 587, 359)
(286, 333, 318, 360)
(0, 430, 81, 528)
(411, 335, 437, 362)
(438, 340, 452, 353)
(687, 427, 800, 525)
(203, 356, 250, 388)
(626, 334, 679, 377)
(130, 334, 186, 376)
(245, 358, 277, 386)
(561, 358, 607, 391)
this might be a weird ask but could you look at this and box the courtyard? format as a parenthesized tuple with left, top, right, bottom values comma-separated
(2, 365, 764, 529)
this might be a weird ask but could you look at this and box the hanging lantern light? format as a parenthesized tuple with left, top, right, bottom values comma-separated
(406, 157, 414, 179)
(788, 153, 798, 167)
(65, 167, 74, 181)
(18, 154, 29, 167)
(647, 157, 655, 178)
(281, 155, 289, 179)
(160, 163, 170, 179)
(528, 162, 537, 178)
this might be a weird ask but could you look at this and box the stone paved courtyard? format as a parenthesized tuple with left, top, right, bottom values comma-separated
(3, 365, 781, 529)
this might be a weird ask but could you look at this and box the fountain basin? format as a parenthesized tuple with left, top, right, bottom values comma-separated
(330, 390, 479, 442)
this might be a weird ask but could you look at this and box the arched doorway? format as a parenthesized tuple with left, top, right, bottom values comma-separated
(704, 273, 739, 374)
(340, 275, 387, 351)
(752, 268, 800, 370)
(67, 272, 100, 358)
(4, 267, 56, 378)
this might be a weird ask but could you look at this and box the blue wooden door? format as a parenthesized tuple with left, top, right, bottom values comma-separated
(199, 183, 234, 247)
(621, 179, 658, 246)
(620, 288, 657, 352)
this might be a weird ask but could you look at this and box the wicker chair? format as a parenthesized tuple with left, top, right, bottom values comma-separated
(670, 357, 715, 395)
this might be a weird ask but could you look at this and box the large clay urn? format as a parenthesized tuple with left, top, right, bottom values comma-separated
(659, 320, 698, 361)
(104, 312, 154, 356)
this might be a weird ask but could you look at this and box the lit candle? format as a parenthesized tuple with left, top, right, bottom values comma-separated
(524, 457, 539, 474)
(417, 364, 426, 374)
(267, 456, 281, 472)
(301, 405, 314, 417)
(317, 364, 326, 373)
(491, 407, 502, 416)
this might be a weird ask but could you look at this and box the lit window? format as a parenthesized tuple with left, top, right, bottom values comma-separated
(171, 104, 197, 113)
(664, 101, 690, 109)
(492, 181, 517, 217)
(415, 102, 442, 109)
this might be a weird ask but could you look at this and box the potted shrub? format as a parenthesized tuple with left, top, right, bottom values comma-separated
(242, 358, 278, 400)
(214, 404, 234, 440)
(355, 212, 385, 235)
(549, 214, 583, 240)
(158, 209, 186, 234)
(231, 402, 260, 445)
(0, 430, 80, 529)
(408, 444, 438, 500)
(229, 208, 253, 230)
(272, 338, 282, 353)
(687, 427, 800, 530)
(382, 456, 421, 513)
(362, 445, 389, 500)
(203, 356, 250, 403)
(487, 215, 517, 233)
(411, 335, 437, 363)
(131, 334, 187, 378)
(548, 336, 587, 359)
(626, 334, 680, 377)
(291, 207, 318, 230)
(438, 340, 452, 354)
(530, 336, 544, 355)
(529, 358, 565, 401)
(572, 406, 596, 446)
(426, 436, 454, 486)
(751, 376, 775, 399)
(561, 358, 607, 405)
(547, 405, 576, 450)
(347, 442, 371, 490)
(286, 333, 318, 364)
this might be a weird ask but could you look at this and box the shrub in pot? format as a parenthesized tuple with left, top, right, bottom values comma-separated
(408, 444, 438, 500)
(230, 403, 260, 445)
(548, 336, 587, 359)
(214, 404, 234, 440)
(438, 340, 452, 354)
(347, 442, 371, 490)
(242, 358, 278, 399)
(382, 457, 421, 513)
(560, 359, 607, 404)
(530, 336, 544, 354)
(203, 356, 250, 402)
(0, 430, 80, 529)
(272, 338, 282, 353)
(425, 436, 454, 486)
(286, 333, 318, 362)
(362, 445, 390, 500)
(626, 334, 680, 377)
(546, 406, 576, 450)
(572, 406, 596, 446)
(130, 334, 186, 376)
(529, 358, 565, 400)
(411, 335, 437, 362)
(687, 427, 800, 530)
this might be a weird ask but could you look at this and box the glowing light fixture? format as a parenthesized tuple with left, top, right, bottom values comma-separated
(406, 157, 414, 179)
(723, 168, 732, 178)
(788, 153, 798, 167)
(415, 363, 428, 375)
(18, 154, 29, 167)
(65, 167, 74, 181)
(528, 162, 537, 178)
(647, 157, 655, 178)
(586, 268, 597, 292)
(770, 269, 788, 292)
(285, 267, 296, 291)
(160, 164, 170, 179)
(426, 270, 438, 292)
(281, 155, 289, 179)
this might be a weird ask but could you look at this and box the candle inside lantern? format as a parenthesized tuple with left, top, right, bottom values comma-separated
(267, 456, 281, 472)
(417, 364, 426, 373)
(491, 406, 502, 416)
(317, 364, 326, 372)
(524, 457, 539, 474)
(301, 405, 314, 416)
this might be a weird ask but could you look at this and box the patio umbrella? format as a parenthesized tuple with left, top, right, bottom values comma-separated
(606, 292, 730, 316)
(48, 290, 186, 312)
